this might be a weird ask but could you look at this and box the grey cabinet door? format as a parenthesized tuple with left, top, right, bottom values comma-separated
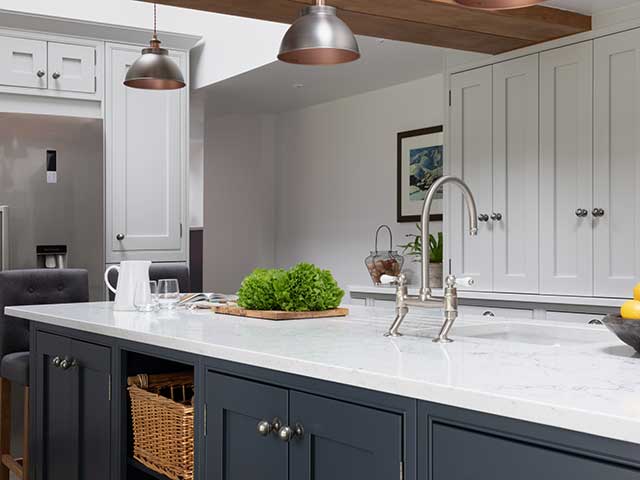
(289, 391, 403, 480)
(35, 331, 111, 480)
(205, 372, 288, 480)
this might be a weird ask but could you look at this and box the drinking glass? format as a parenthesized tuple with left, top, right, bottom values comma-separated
(157, 279, 180, 310)
(134, 280, 158, 312)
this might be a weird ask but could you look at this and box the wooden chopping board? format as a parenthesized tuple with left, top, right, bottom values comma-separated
(213, 305, 349, 321)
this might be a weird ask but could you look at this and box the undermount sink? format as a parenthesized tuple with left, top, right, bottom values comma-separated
(452, 322, 611, 346)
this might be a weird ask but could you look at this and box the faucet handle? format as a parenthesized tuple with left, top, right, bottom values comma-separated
(380, 273, 407, 286)
(446, 275, 474, 288)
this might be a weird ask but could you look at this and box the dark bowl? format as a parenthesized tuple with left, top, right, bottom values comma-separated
(602, 314, 640, 354)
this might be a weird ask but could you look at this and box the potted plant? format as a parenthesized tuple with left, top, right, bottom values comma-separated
(398, 224, 444, 288)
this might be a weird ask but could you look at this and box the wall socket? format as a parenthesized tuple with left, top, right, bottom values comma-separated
(46, 150, 57, 184)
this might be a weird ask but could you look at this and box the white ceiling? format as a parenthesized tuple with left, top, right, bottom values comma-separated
(544, 0, 640, 14)
(202, 36, 448, 116)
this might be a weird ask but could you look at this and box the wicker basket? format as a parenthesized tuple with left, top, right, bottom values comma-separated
(128, 372, 195, 480)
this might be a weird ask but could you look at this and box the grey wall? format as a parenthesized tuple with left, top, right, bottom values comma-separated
(203, 113, 276, 293)
(274, 75, 444, 288)
(0, 113, 104, 300)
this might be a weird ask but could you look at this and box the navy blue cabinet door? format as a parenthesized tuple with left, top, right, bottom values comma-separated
(35, 332, 111, 480)
(205, 372, 288, 480)
(289, 391, 403, 480)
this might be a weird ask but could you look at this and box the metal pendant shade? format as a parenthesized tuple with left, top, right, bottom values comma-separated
(278, 1, 360, 65)
(453, 0, 544, 9)
(124, 4, 186, 90)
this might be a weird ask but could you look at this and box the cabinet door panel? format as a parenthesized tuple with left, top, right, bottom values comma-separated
(106, 44, 184, 261)
(205, 372, 288, 480)
(492, 55, 539, 293)
(289, 391, 402, 480)
(448, 66, 493, 290)
(594, 30, 640, 297)
(432, 422, 638, 480)
(48, 42, 95, 93)
(0, 35, 47, 89)
(540, 42, 593, 296)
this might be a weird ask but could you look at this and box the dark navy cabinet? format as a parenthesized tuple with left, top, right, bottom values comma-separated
(204, 373, 404, 480)
(34, 331, 112, 480)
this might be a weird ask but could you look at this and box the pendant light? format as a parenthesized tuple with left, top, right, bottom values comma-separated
(124, 4, 186, 90)
(453, 0, 544, 9)
(278, 0, 360, 65)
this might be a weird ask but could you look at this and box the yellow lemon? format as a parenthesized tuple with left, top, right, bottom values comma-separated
(621, 300, 640, 320)
(634, 283, 640, 301)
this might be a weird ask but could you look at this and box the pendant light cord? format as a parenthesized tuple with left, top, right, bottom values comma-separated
(154, 3, 157, 37)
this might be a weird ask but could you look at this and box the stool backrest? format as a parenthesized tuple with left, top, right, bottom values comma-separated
(0, 269, 89, 357)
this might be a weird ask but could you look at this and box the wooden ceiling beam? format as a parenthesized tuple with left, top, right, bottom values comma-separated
(144, 0, 591, 54)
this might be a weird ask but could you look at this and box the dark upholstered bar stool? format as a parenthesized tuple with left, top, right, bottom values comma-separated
(0, 269, 89, 480)
(107, 263, 191, 300)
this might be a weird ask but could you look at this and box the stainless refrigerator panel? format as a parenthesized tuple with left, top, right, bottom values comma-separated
(0, 113, 104, 300)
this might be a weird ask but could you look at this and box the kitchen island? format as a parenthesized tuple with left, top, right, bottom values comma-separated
(7, 302, 640, 480)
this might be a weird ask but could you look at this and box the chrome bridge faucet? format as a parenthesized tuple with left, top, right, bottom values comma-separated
(382, 176, 479, 343)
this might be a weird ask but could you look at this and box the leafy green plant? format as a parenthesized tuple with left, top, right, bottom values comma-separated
(398, 224, 443, 264)
(237, 263, 344, 312)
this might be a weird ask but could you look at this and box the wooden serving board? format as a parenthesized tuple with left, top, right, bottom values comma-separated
(213, 305, 349, 321)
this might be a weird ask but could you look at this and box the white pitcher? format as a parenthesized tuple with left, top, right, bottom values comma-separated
(104, 261, 151, 311)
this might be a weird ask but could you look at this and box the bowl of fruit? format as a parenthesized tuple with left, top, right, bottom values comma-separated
(602, 283, 640, 354)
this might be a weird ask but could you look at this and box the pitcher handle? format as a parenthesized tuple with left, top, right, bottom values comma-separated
(104, 265, 120, 294)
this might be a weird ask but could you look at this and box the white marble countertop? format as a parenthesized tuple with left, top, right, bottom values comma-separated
(6, 302, 640, 444)
(348, 284, 626, 307)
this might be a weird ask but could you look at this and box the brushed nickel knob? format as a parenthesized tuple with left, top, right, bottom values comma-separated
(575, 209, 588, 218)
(589, 319, 603, 325)
(116, 233, 125, 241)
(592, 208, 605, 218)
(490, 213, 502, 221)
(478, 214, 489, 222)
(278, 424, 304, 442)
(52, 356, 61, 368)
(60, 359, 70, 370)
(36, 69, 45, 78)
(52, 72, 61, 80)
(257, 421, 272, 436)
(482, 311, 495, 317)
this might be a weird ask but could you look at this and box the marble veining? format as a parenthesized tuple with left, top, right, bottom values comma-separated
(5, 302, 640, 445)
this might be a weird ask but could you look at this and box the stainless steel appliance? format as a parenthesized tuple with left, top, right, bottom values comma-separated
(0, 113, 104, 299)
(0, 205, 8, 271)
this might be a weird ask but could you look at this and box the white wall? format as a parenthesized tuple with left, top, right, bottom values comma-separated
(190, 90, 205, 228)
(0, 0, 287, 89)
(203, 113, 277, 293)
(274, 74, 444, 288)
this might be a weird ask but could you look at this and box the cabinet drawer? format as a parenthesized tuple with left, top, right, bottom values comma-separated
(432, 422, 638, 480)
(0, 35, 47, 89)
(48, 42, 96, 93)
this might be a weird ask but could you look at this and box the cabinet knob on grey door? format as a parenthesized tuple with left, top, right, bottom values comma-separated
(490, 213, 502, 221)
(36, 69, 46, 78)
(51, 356, 61, 368)
(52, 72, 61, 80)
(575, 209, 588, 218)
(257, 418, 282, 437)
(592, 208, 605, 218)
(589, 319, 604, 325)
(116, 233, 125, 241)
(278, 424, 304, 442)
(59, 359, 70, 370)
(478, 214, 489, 222)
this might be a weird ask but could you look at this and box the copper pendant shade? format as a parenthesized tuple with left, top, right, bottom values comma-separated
(453, 0, 544, 9)
(124, 4, 186, 90)
(278, 0, 360, 65)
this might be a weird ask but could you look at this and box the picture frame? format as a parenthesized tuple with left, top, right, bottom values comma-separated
(397, 126, 444, 223)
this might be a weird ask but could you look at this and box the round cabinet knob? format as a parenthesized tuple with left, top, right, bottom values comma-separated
(478, 214, 489, 222)
(116, 233, 125, 241)
(588, 319, 604, 325)
(575, 209, 588, 218)
(36, 69, 46, 78)
(52, 72, 61, 80)
(482, 311, 495, 317)
(592, 208, 605, 218)
(490, 213, 503, 221)
(278, 424, 304, 442)
(60, 359, 70, 370)
(51, 356, 61, 368)
(257, 421, 272, 436)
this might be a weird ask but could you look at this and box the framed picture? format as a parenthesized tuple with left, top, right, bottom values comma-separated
(397, 126, 444, 223)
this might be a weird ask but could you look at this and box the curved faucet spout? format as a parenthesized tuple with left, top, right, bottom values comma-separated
(420, 176, 478, 300)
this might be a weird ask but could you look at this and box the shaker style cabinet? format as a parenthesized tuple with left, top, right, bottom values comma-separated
(539, 42, 594, 296)
(33, 331, 112, 480)
(47, 42, 96, 94)
(204, 372, 403, 480)
(0, 36, 47, 89)
(105, 43, 188, 263)
(448, 54, 539, 294)
(593, 29, 640, 297)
